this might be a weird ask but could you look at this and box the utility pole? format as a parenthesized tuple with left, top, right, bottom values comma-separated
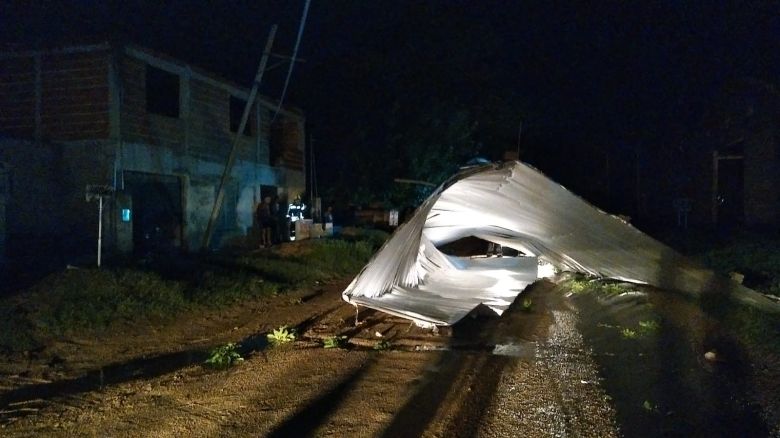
(201, 25, 277, 250)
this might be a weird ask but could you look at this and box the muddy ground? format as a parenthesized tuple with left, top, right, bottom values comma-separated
(2, 268, 779, 437)
(0, 277, 626, 437)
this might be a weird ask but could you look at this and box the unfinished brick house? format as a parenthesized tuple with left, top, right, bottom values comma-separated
(0, 42, 305, 272)
(669, 79, 779, 228)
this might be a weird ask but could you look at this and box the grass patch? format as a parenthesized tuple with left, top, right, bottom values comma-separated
(697, 237, 780, 297)
(30, 268, 189, 336)
(565, 276, 632, 298)
(0, 238, 376, 352)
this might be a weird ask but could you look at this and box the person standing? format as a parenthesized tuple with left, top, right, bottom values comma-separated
(274, 197, 288, 243)
(256, 196, 272, 248)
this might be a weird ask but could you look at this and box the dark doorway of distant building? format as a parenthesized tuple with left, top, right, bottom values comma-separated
(713, 149, 744, 226)
(123, 171, 183, 254)
(260, 185, 278, 201)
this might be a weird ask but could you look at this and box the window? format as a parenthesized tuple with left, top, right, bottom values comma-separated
(229, 96, 252, 136)
(145, 65, 180, 117)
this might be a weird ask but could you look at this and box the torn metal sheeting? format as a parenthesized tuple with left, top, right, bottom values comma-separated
(343, 161, 778, 326)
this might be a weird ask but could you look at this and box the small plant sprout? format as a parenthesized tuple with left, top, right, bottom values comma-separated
(638, 320, 660, 334)
(522, 298, 533, 312)
(204, 343, 243, 369)
(643, 400, 659, 412)
(621, 328, 638, 339)
(373, 340, 392, 351)
(267, 325, 296, 347)
(323, 335, 348, 349)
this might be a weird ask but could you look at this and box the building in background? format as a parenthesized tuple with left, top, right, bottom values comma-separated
(0, 42, 305, 273)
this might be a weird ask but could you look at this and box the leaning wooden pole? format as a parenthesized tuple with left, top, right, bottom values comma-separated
(201, 25, 278, 250)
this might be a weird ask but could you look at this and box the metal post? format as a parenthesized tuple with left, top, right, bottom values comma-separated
(97, 195, 103, 267)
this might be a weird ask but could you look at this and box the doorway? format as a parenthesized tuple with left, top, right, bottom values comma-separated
(123, 171, 183, 254)
(713, 151, 744, 226)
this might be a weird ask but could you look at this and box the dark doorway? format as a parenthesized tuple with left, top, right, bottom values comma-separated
(123, 171, 183, 254)
(260, 185, 278, 201)
(715, 157, 744, 226)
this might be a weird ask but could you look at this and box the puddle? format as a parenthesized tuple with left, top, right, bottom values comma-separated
(492, 341, 536, 359)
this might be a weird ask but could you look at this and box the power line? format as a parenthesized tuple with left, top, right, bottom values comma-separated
(270, 0, 311, 123)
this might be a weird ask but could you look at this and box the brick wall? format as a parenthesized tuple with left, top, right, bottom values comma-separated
(120, 54, 267, 164)
(120, 56, 185, 154)
(271, 118, 304, 170)
(0, 56, 35, 138)
(41, 51, 109, 140)
(188, 76, 258, 161)
(0, 48, 110, 141)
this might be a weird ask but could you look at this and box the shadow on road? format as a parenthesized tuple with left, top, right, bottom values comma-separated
(379, 280, 552, 436)
(265, 355, 378, 437)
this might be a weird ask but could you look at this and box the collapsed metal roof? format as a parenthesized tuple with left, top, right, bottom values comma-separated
(343, 161, 778, 326)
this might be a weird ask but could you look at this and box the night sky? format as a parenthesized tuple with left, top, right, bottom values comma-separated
(2, 0, 778, 211)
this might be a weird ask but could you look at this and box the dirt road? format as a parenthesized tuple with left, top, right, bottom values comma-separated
(0, 279, 621, 437)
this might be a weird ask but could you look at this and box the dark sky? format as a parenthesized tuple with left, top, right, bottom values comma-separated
(2, 0, 778, 205)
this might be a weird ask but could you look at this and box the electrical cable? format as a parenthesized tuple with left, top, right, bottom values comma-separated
(270, 0, 311, 123)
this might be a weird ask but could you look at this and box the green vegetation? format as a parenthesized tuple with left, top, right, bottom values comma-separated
(521, 298, 533, 312)
(204, 343, 244, 369)
(373, 340, 392, 351)
(621, 328, 638, 339)
(638, 320, 660, 334)
(323, 335, 348, 349)
(660, 229, 780, 297)
(267, 326, 296, 347)
(0, 238, 377, 353)
(697, 236, 780, 297)
(565, 276, 632, 297)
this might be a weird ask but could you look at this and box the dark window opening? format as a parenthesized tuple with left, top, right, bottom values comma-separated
(269, 121, 283, 166)
(145, 65, 180, 117)
(230, 96, 252, 136)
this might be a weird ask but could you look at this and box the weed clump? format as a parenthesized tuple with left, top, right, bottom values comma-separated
(621, 328, 638, 339)
(373, 340, 392, 351)
(204, 343, 243, 369)
(323, 335, 348, 349)
(267, 325, 296, 347)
